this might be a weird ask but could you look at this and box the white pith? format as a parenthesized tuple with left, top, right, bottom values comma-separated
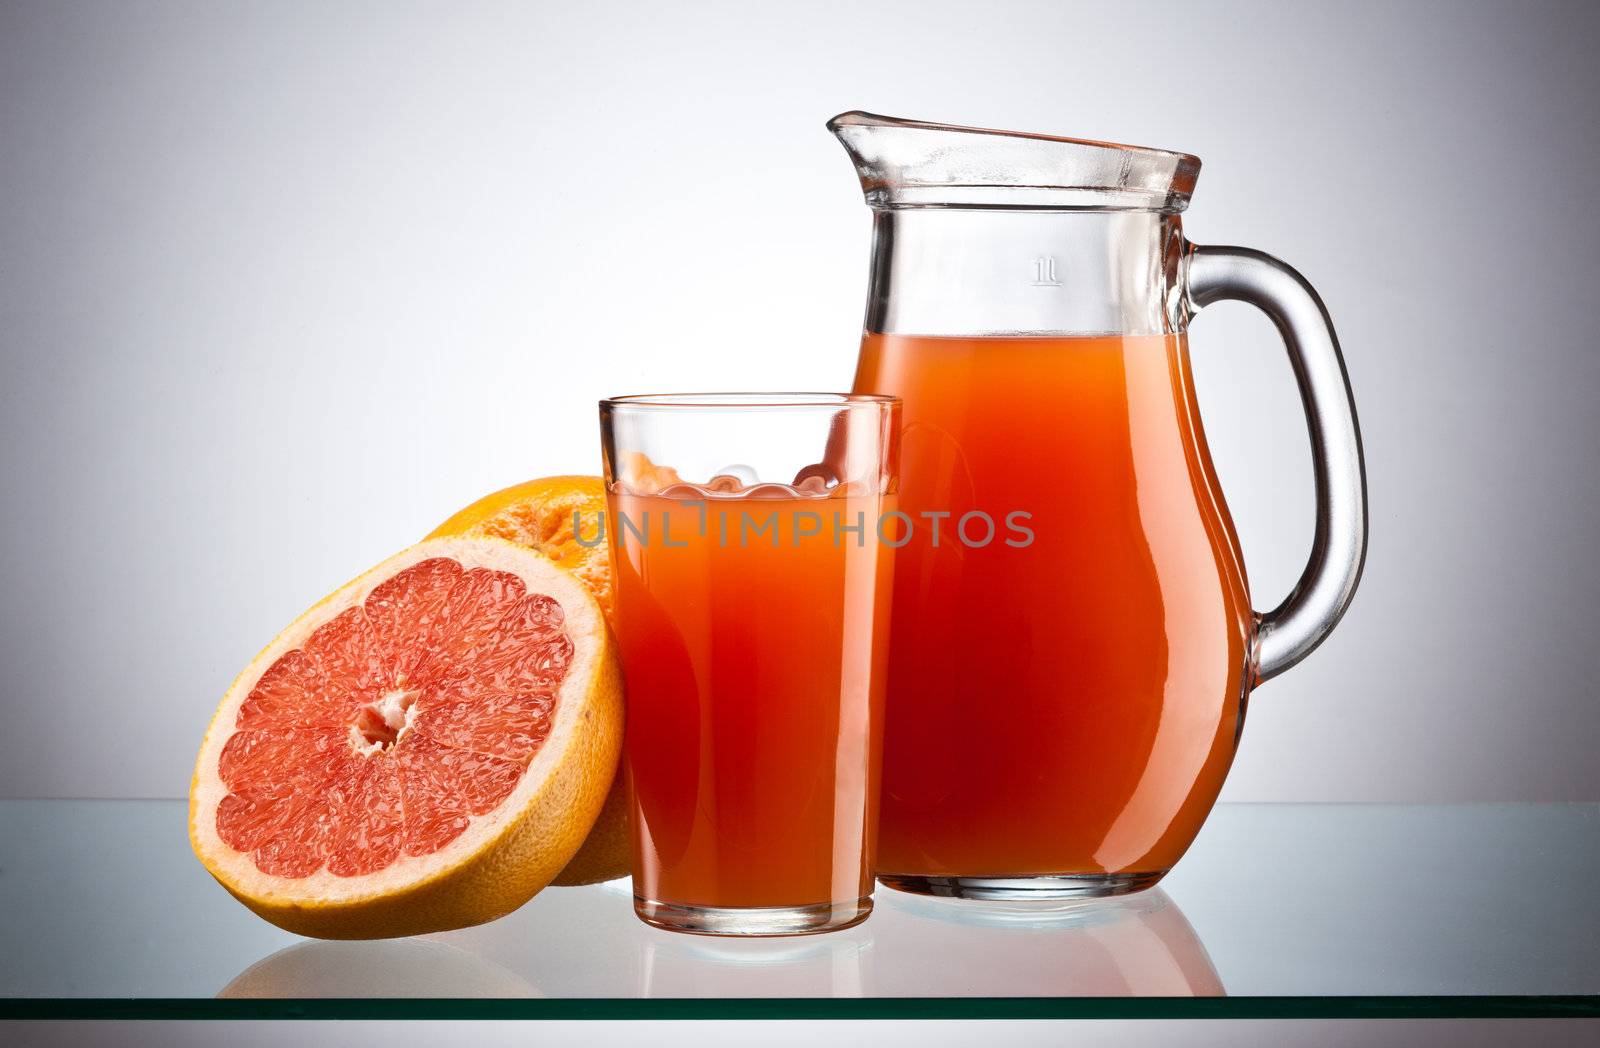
(190, 535, 608, 905)
(350, 688, 421, 755)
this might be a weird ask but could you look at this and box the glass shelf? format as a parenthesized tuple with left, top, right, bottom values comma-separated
(1, 801, 1595, 1019)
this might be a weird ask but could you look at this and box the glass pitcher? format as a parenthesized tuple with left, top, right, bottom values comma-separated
(831, 112, 1366, 899)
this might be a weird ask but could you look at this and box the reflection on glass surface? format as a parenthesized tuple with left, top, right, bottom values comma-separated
(2, 801, 1594, 1011)
(640, 933, 871, 998)
(866, 887, 1223, 997)
(219, 938, 535, 998)
(630, 886, 1218, 998)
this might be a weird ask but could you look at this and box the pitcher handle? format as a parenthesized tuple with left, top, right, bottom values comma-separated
(1185, 244, 1368, 684)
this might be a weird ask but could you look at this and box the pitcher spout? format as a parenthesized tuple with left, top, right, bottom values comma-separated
(827, 110, 1200, 212)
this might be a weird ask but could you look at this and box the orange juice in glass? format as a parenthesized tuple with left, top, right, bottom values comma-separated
(599, 393, 899, 935)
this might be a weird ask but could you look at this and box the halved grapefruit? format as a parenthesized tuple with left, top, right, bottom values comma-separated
(427, 475, 630, 886)
(189, 535, 622, 939)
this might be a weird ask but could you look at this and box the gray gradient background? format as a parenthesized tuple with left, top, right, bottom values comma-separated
(1, 0, 1597, 803)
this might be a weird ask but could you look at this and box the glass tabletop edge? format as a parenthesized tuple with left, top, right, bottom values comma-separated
(2, 996, 1596, 1021)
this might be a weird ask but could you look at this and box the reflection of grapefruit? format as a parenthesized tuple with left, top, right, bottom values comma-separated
(189, 536, 622, 939)
(219, 938, 536, 998)
(428, 476, 629, 886)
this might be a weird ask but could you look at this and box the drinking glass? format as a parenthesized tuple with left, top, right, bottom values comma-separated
(599, 393, 900, 935)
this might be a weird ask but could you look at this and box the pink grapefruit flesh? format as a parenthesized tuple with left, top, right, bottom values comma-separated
(214, 556, 575, 878)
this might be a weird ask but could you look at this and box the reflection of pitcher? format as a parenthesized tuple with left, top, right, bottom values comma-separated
(866, 889, 1223, 997)
(833, 113, 1366, 898)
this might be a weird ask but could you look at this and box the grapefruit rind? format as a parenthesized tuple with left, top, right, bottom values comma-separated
(188, 535, 622, 939)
